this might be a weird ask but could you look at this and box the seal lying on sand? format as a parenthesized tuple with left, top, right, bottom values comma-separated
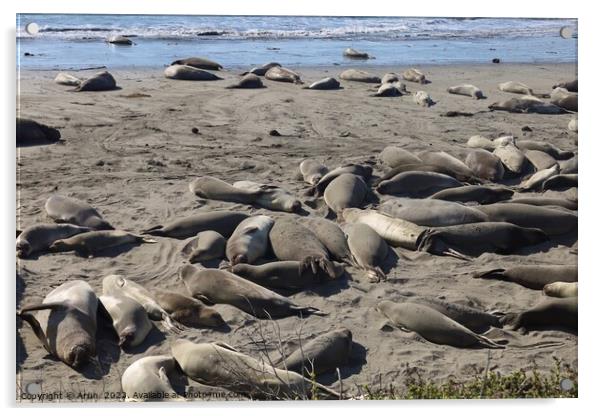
(447, 84, 485, 99)
(519, 165, 560, 191)
(543, 282, 577, 298)
(498, 81, 534, 95)
(17, 118, 61, 146)
(377, 171, 463, 197)
(379, 146, 422, 168)
(121, 355, 183, 401)
(417, 151, 478, 182)
(299, 159, 329, 185)
(99, 294, 152, 348)
(465, 149, 505, 181)
(371, 83, 405, 97)
(107, 35, 133, 45)
(542, 174, 578, 191)
(553, 79, 577, 92)
(143, 211, 249, 239)
(550, 87, 578, 112)
(515, 140, 573, 160)
(49, 230, 156, 256)
(304, 77, 341, 90)
(402, 68, 427, 84)
(54, 72, 81, 86)
(18, 280, 98, 368)
(507, 196, 577, 211)
(310, 164, 373, 196)
(164, 65, 222, 81)
(181, 230, 226, 263)
(45, 194, 113, 230)
(339, 69, 381, 83)
(232, 181, 301, 213)
(488, 97, 566, 114)
(466, 135, 496, 151)
(377, 301, 504, 349)
(180, 265, 326, 319)
(303, 217, 352, 263)
(380, 197, 488, 227)
(345, 223, 388, 282)
(171, 340, 340, 399)
(16, 223, 91, 258)
(381, 73, 400, 84)
(323, 173, 368, 215)
(226, 215, 274, 265)
(265, 66, 303, 84)
(414, 91, 434, 107)
(501, 297, 577, 333)
(523, 150, 558, 171)
(225, 73, 264, 89)
(154, 290, 225, 328)
(232, 261, 341, 291)
(75, 71, 117, 91)
(473, 265, 577, 290)
(171, 57, 223, 70)
(278, 328, 353, 376)
(429, 185, 513, 205)
(493, 142, 528, 175)
(343, 48, 370, 59)
(242, 62, 281, 76)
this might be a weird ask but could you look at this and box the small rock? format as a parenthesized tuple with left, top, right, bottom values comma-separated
(492, 58, 500, 64)
(240, 161, 255, 170)
(269, 129, 281, 137)
(95, 160, 105, 166)
(24, 52, 35, 57)
(521, 126, 533, 132)
(339, 131, 351, 137)
(197, 31, 223, 36)
(191, 127, 200, 134)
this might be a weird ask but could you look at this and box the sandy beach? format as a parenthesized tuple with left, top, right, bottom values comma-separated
(16, 63, 577, 401)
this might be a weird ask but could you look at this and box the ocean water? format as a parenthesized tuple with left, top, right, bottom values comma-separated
(16, 15, 578, 70)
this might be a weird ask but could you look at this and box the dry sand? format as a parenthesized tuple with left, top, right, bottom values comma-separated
(16, 63, 577, 401)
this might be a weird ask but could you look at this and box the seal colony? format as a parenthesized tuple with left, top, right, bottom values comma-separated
(17, 56, 577, 401)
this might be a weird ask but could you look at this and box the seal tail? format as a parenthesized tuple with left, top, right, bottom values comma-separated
(475, 334, 506, 349)
(141, 225, 165, 236)
(472, 268, 506, 280)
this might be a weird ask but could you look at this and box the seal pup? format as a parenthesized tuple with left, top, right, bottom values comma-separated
(550, 87, 577, 112)
(54, 72, 81, 86)
(378, 146, 422, 169)
(189, 176, 259, 204)
(310, 164, 373, 196)
(323, 173, 368, 215)
(542, 174, 578, 191)
(153, 290, 225, 328)
(493, 142, 527, 175)
(341, 208, 424, 250)
(242, 62, 281, 76)
(107, 35, 133, 45)
(345, 223, 388, 282)
(45, 194, 113, 230)
(543, 282, 577, 298)
(488, 97, 566, 114)
(501, 297, 577, 332)
(180, 265, 326, 318)
(414, 91, 434, 107)
(299, 159, 328, 185)
(303, 77, 341, 90)
(515, 140, 573, 160)
(464, 149, 505, 181)
(343, 48, 370, 59)
(506, 196, 577, 211)
(376, 301, 503, 349)
(265, 66, 303, 84)
(232, 180, 302, 213)
(519, 165, 560, 191)
(225, 73, 264, 89)
(142, 211, 249, 239)
(232, 261, 342, 291)
(377, 171, 463, 197)
(417, 151, 478, 182)
(279, 328, 353, 376)
(181, 230, 226, 263)
(164, 65, 222, 81)
(171, 57, 223, 70)
(381, 73, 400, 84)
(75, 71, 117, 91)
(269, 217, 337, 278)
(429, 185, 513, 205)
(473, 265, 577, 290)
(226, 215, 274, 265)
(466, 135, 496, 152)
(402, 68, 427, 84)
(553, 79, 577, 92)
(416, 222, 549, 259)
(523, 150, 558, 171)
(339, 69, 381, 83)
(16, 223, 91, 258)
(121, 355, 183, 401)
(17, 118, 61, 146)
(49, 230, 156, 256)
(171, 340, 340, 399)
(18, 280, 98, 368)
(447, 84, 485, 99)
(380, 197, 488, 227)
(102, 274, 181, 332)
(498, 81, 534, 95)
(99, 294, 152, 348)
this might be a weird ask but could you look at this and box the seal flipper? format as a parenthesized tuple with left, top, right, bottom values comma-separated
(18, 302, 71, 354)
(474, 333, 506, 349)
(141, 225, 165, 236)
(472, 268, 506, 280)
(298, 306, 328, 317)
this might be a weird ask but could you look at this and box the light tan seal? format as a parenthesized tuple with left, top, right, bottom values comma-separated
(380, 197, 488, 227)
(232, 261, 342, 291)
(54, 72, 81, 86)
(16, 223, 91, 258)
(164, 65, 222, 81)
(464, 149, 505, 181)
(498, 81, 534, 95)
(339, 69, 381, 83)
(171, 57, 223, 70)
(345, 223, 388, 282)
(75, 71, 117, 91)
(323, 173, 368, 215)
(402, 68, 427, 84)
(99, 294, 152, 348)
(225, 73, 264, 89)
(414, 90, 434, 107)
(378, 146, 422, 169)
(447, 84, 485, 99)
(142, 210, 249, 239)
(299, 159, 329, 185)
(473, 265, 577, 290)
(265, 66, 303, 84)
(45, 194, 113, 230)
(49, 230, 156, 256)
(121, 355, 184, 401)
(343, 48, 370, 59)
(226, 215, 274, 265)
(543, 282, 577, 298)
(181, 230, 226, 263)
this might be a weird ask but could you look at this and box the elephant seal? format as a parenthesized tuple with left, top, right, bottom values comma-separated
(498, 81, 534, 95)
(515, 140, 573, 160)
(493, 142, 527, 175)
(171, 57, 223, 70)
(75, 71, 117, 91)
(417, 151, 478, 182)
(153, 290, 225, 328)
(164, 65, 222, 81)
(269, 217, 337, 278)
(226, 215, 274, 265)
(466, 135, 496, 151)
(310, 164, 373, 196)
(371, 83, 404, 97)
(379, 146, 422, 169)
(122, 355, 183, 401)
(232, 181, 301, 213)
(380, 197, 488, 227)
(171, 340, 340, 399)
(464, 149, 505, 181)
(506, 196, 577, 211)
(18, 280, 98, 368)
(49, 230, 156, 256)
(501, 297, 577, 332)
(343, 48, 370, 59)
(553, 79, 577, 92)
(345, 223, 388, 282)
(189, 176, 258, 204)
(102, 274, 181, 332)
(376, 301, 503, 348)
(324, 173, 368, 215)
(45, 194, 113, 230)
(265, 66, 303, 84)
(226, 73, 264, 89)
(303, 217, 352, 263)
(99, 294, 152, 348)
(17, 118, 61, 146)
(414, 91, 434, 107)
(16, 223, 91, 258)
(488, 97, 566, 114)
(242, 62, 281, 76)
(447, 84, 484, 99)
(54, 72, 81, 86)
(416, 222, 549, 259)
(107, 35, 132, 45)
(473, 265, 577, 290)
(279, 328, 353, 376)
(542, 174, 578, 191)
(429, 185, 513, 204)
(379, 163, 477, 185)
(377, 171, 463, 197)
(341, 208, 424, 250)
(339, 69, 380, 83)
(142, 211, 249, 239)
(543, 282, 577, 298)
(568, 117, 578, 132)
(181, 230, 226, 263)
(304, 77, 340, 90)
(559, 156, 578, 174)
(519, 165, 560, 191)
(402, 68, 427, 84)
(524, 150, 558, 171)
(180, 265, 326, 318)
(381, 73, 400, 84)
(550, 87, 577, 112)
(232, 261, 342, 291)
(299, 159, 328, 185)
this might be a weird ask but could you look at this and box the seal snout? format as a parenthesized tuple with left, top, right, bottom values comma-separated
(232, 254, 248, 265)
(67, 345, 92, 369)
